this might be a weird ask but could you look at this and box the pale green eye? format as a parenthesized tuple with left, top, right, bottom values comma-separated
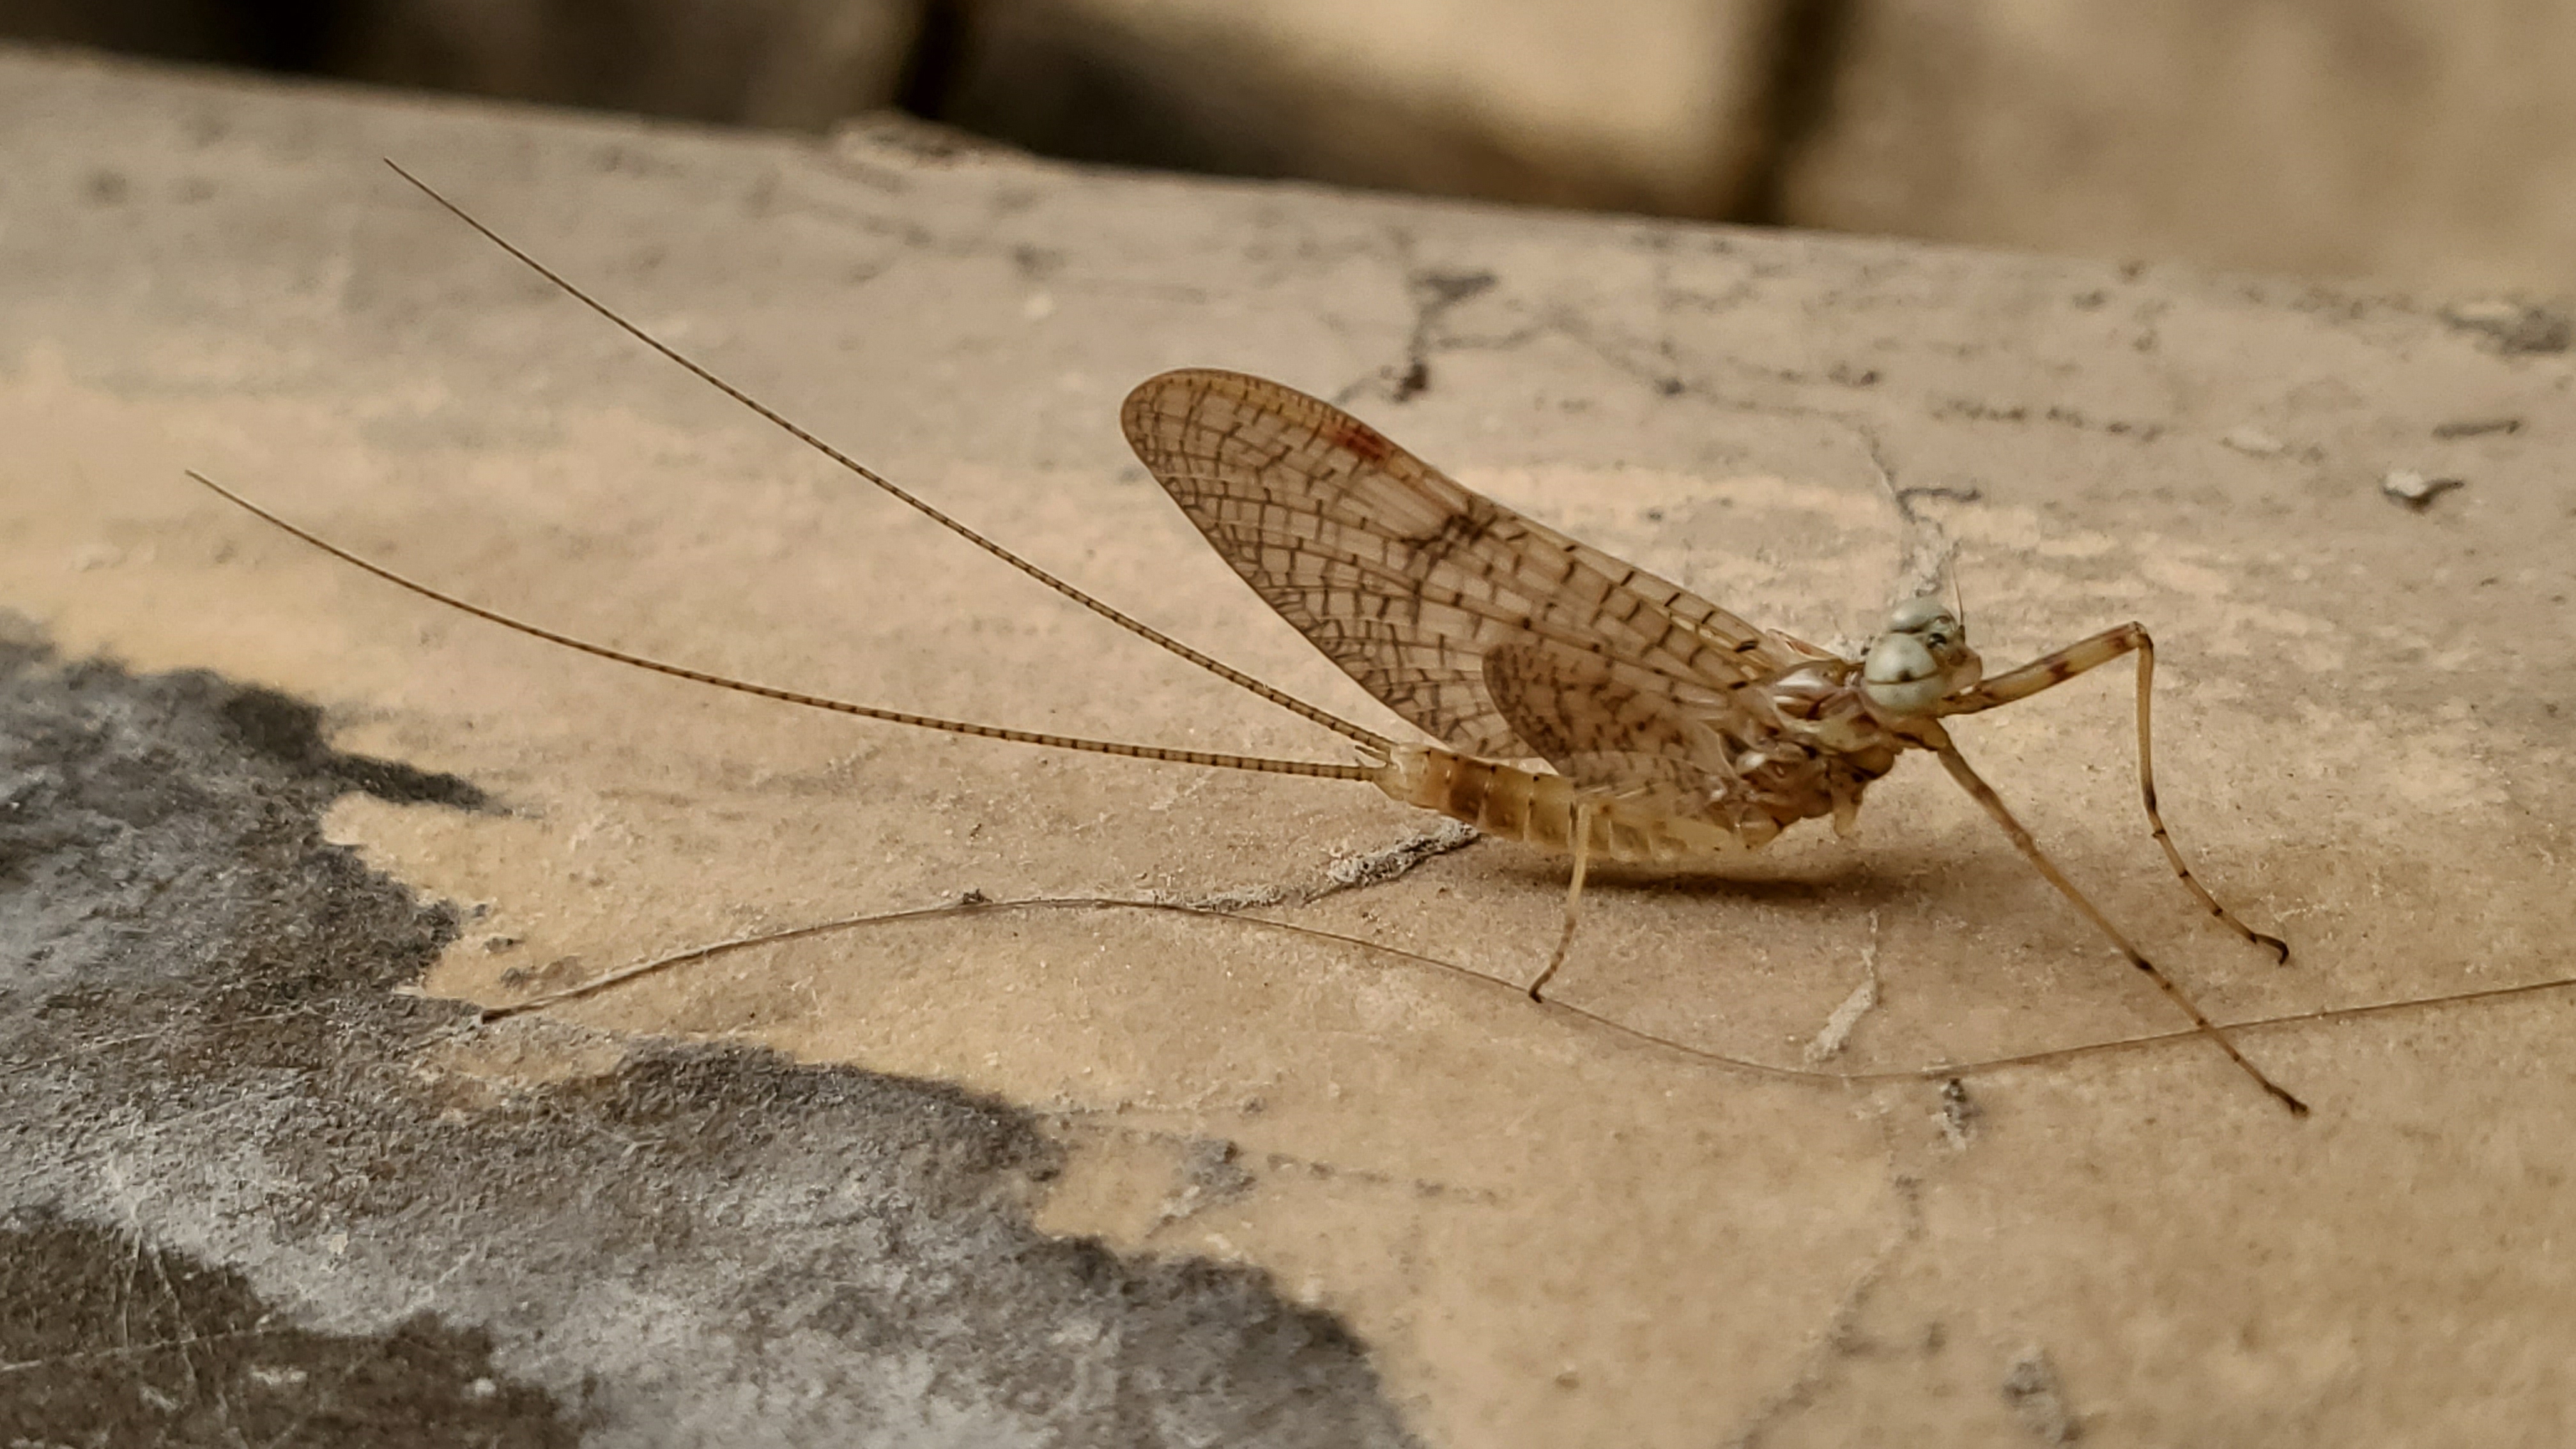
(1883, 598, 1959, 649)
(1885, 596, 1952, 635)
(1861, 632, 1949, 714)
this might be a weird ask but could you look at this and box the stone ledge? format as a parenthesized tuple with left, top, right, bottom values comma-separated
(3, 44, 2569, 1448)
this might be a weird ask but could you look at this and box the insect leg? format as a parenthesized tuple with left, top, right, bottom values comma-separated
(1944, 624, 2289, 963)
(1526, 801, 1597, 1001)
(1930, 740, 2307, 1115)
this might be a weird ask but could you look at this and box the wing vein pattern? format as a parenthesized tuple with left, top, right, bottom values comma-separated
(1120, 369, 1816, 774)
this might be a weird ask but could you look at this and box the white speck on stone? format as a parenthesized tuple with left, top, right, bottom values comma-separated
(2381, 469, 2465, 510)
(2220, 425, 2285, 457)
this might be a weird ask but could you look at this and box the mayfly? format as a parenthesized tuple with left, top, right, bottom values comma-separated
(189, 163, 2306, 1116)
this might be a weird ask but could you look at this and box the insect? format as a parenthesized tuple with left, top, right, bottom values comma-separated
(190, 164, 2306, 1116)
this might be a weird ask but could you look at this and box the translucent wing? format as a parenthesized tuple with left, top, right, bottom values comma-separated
(1119, 367, 1815, 763)
(1482, 640, 1733, 813)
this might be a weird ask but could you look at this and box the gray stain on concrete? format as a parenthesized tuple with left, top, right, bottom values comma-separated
(0, 625, 1418, 1446)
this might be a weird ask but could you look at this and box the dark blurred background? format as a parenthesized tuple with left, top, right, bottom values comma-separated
(6, 0, 2570, 297)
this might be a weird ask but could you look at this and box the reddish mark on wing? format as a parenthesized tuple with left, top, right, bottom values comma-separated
(1328, 418, 1397, 465)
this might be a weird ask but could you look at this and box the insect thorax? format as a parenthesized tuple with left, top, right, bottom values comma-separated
(1738, 659, 1904, 842)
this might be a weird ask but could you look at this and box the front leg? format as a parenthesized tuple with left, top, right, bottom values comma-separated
(1941, 624, 2288, 963)
(1942, 622, 2147, 712)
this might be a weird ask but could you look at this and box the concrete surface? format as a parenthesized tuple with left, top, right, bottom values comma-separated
(0, 636, 1404, 1446)
(4, 43, 2575, 1447)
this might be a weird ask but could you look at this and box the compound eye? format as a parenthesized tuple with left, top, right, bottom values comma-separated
(1885, 596, 1952, 636)
(1861, 633, 1949, 715)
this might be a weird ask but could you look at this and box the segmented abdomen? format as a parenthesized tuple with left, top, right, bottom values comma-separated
(1370, 746, 1755, 865)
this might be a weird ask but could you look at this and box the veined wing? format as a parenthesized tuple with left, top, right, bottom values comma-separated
(1482, 639, 1735, 813)
(1119, 368, 1818, 763)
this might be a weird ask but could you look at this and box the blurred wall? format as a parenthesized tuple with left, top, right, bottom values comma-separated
(6, 0, 2573, 296)
(1784, 0, 2576, 296)
(0, 0, 924, 128)
(929, 0, 1785, 218)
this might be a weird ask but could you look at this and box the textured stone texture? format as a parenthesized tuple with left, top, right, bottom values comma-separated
(6, 42, 2574, 1448)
